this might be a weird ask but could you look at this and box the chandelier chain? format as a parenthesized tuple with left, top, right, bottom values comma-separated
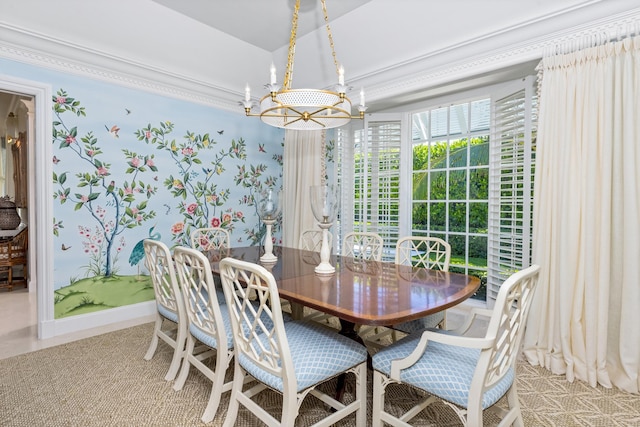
(321, 0, 341, 77)
(283, 0, 300, 91)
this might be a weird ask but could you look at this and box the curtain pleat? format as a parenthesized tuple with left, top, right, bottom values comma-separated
(523, 34, 640, 393)
(282, 130, 324, 247)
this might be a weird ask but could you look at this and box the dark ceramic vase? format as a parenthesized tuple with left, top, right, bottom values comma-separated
(0, 196, 21, 230)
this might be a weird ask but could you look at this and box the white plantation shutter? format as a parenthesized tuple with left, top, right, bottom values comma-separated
(337, 115, 402, 261)
(487, 76, 537, 306)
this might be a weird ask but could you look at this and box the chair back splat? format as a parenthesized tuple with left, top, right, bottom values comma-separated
(372, 264, 540, 427)
(393, 236, 452, 332)
(342, 231, 383, 261)
(190, 227, 231, 251)
(299, 229, 332, 253)
(219, 257, 368, 427)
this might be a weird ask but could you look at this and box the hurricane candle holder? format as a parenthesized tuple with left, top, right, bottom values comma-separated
(256, 189, 281, 263)
(310, 185, 339, 275)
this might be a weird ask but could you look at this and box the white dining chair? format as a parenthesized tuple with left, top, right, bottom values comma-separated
(219, 257, 368, 427)
(299, 228, 332, 253)
(190, 227, 231, 251)
(342, 231, 384, 261)
(393, 236, 452, 332)
(142, 239, 187, 382)
(372, 264, 540, 427)
(172, 246, 234, 424)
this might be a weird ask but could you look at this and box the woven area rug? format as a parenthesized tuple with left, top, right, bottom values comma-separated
(1, 322, 639, 426)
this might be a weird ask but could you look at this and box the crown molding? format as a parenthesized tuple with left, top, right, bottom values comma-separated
(354, 6, 640, 107)
(0, 23, 241, 113)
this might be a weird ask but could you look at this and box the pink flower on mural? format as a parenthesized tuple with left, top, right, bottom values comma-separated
(145, 131, 152, 139)
(80, 195, 89, 203)
(56, 96, 66, 104)
(130, 157, 141, 168)
(211, 217, 221, 227)
(97, 166, 108, 176)
(124, 187, 133, 195)
(181, 147, 194, 156)
(173, 179, 184, 190)
(235, 211, 244, 219)
(86, 150, 95, 157)
(171, 222, 185, 234)
(65, 135, 76, 144)
(222, 213, 232, 224)
(186, 203, 197, 215)
(146, 158, 155, 168)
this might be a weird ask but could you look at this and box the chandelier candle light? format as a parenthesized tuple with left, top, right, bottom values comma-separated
(257, 189, 281, 263)
(310, 185, 339, 275)
(240, 0, 367, 130)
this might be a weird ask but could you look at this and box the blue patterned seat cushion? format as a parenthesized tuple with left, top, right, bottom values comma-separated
(189, 303, 235, 350)
(238, 321, 368, 393)
(157, 304, 178, 323)
(372, 331, 514, 409)
(394, 312, 445, 334)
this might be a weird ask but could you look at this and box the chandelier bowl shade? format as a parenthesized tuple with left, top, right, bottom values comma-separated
(260, 89, 353, 130)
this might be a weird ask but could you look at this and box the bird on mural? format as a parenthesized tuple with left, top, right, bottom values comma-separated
(125, 108, 131, 115)
(217, 130, 224, 135)
(105, 124, 120, 138)
(129, 225, 161, 279)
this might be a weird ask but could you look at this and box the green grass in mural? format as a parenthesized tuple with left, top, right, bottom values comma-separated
(54, 275, 154, 318)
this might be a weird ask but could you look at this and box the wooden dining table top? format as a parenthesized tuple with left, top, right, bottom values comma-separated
(206, 245, 481, 326)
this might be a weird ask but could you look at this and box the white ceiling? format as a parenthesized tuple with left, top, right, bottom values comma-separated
(153, 0, 371, 52)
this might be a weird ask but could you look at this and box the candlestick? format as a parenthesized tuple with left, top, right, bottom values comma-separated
(360, 88, 365, 107)
(245, 84, 251, 102)
(338, 65, 345, 86)
(270, 63, 277, 85)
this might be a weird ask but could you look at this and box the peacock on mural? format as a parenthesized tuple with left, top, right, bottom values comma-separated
(129, 225, 161, 277)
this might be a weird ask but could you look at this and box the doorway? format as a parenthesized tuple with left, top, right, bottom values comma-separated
(0, 74, 54, 340)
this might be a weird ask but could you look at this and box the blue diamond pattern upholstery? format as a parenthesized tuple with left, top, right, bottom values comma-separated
(239, 321, 368, 393)
(157, 304, 178, 323)
(373, 330, 514, 409)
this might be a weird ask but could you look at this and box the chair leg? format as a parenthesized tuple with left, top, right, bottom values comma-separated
(143, 314, 162, 361)
(200, 349, 231, 423)
(355, 362, 367, 427)
(173, 335, 196, 391)
(164, 321, 187, 381)
(222, 362, 245, 427)
(372, 370, 386, 427)
(505, 384, 524, 427)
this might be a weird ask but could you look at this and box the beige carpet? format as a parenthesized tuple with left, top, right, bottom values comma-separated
(1, 322, 639, 426)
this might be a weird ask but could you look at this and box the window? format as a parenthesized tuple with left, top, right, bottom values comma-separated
(411, 99, 490, 299)
(336, 116, 401, 261)
(335, 77, 536, 304)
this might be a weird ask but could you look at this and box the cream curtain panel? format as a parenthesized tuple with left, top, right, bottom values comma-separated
(523, 34, 640, 393)
(282, 130, 325, 247)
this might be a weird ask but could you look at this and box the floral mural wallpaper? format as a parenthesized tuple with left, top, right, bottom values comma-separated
(0, 58, 284, 319)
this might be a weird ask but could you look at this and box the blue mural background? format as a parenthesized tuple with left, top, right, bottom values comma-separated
(1, 58, 284, 315)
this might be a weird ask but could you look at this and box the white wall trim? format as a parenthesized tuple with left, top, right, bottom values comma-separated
(0, 74, 53, 339)
(51, 301, 156, 337)
(359, 7, 640, 106)
(0, 23, 241, 113)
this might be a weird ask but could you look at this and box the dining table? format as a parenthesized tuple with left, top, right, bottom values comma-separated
(206, 244, 480, 400)
(205, 245, 480, 329)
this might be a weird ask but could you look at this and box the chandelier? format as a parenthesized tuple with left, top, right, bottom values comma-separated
(241, 0, 366, 130)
